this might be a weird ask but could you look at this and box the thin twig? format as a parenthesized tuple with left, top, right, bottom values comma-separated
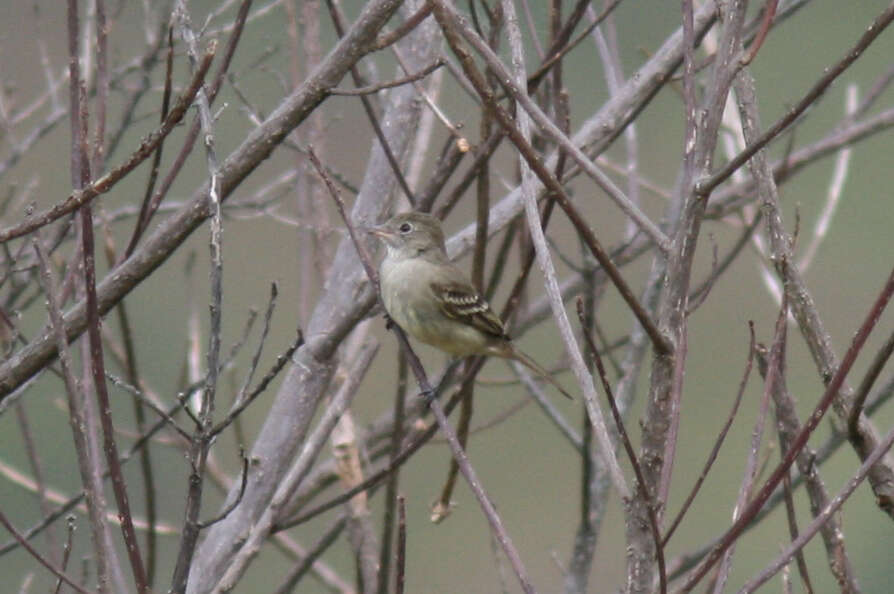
(52, 517, 77, 594)
(0, 509, 93, 594)
(663, 323, 755, 546)
(313, 146, 538, 594)
(681, 264, 894, 591)
(197, 452, 249, 529)
(0, 47, 215, 244)
(272, 516, 348, 594)
(210, 328, 304, 438)
(696, 2, 894, 197)
(737, 420, 894, 593)
(328, 59, 444, 95)
(209, 342, 379, 593)
(395, 495, 406, 594)
(714, 299, 788, 593)
(849, 329, 894, 437)
(576, 298, 664, 594)
(740, 0, 777, 65)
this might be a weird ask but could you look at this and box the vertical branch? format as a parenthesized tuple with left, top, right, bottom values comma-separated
(68, 0, 146, 592)
(317, 148, 538, 594)
(169, 1, 224, 590)
(576, 300, 667, 594)
(395, 495, 407, 594)
(629, 0, 748, 589)
(713, 299, 787, 593)
(14, 401, 59, 563)
(731, 27, 894, 516)
(756, 342, 862, 592)
(376, 355, 408, 594)
(91, 0, 108, 174)
(432, 0, 631, 501)
(681, 264, 894, 591)
(34, 237, 119, 594)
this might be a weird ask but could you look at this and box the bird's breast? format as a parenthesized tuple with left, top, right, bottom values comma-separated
(378, 257, 488, 356)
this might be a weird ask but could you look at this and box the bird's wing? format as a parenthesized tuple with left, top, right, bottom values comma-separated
(431, 275, 507, 340)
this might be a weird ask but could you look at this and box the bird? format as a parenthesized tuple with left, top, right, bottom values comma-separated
(369, 211, 571, 399)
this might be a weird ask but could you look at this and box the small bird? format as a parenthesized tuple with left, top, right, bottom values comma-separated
(369, 211, 571, 399)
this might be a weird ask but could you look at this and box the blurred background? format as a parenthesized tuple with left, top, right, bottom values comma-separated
(0, 1, 892, 592)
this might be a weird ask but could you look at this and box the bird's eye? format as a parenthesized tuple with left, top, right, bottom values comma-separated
(398, 222, 413, 233)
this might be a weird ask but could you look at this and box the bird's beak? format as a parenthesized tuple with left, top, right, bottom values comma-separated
(367, 224, 392, 239)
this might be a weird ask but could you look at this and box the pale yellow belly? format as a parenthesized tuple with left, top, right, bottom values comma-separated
(379, 259, 489, 357)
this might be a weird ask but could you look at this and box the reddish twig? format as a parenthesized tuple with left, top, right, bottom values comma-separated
(663, 323, 755, 546)
(311, 147, 537, 594)
(0, 46, 215, 244)
(329, 59, 445, 95)
(740, 0, 778, 65)
(395, 494, 407, 594)
(68, 0, 147, 590)
(697, 1, 894, 197)
(714, 300, 788, 592)
(681, 264, 894, 591)
(0, 509, 93, 594)
(739, 420, 894, 593)
(576, 298, 665, 594)
(848, 329, 894, 438)
(781, 473, 815, 594)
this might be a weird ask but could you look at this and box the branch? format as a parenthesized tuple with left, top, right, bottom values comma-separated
(0, 45, 215, 244)
(0, 509, 93, 594)
(738, 420, 894, 593)
(681, 264, 894, 591)
(0, 0, 405, 405)
(316, 148, 538, 594)
(696, 1, 894, 197)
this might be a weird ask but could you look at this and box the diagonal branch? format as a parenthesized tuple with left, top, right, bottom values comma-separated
(0, 46, 215, 244)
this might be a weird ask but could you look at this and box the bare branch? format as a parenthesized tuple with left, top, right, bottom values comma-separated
(0, 47, 215, 244)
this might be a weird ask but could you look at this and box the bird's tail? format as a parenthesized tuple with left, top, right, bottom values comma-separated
(508, 346, 573, 399)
